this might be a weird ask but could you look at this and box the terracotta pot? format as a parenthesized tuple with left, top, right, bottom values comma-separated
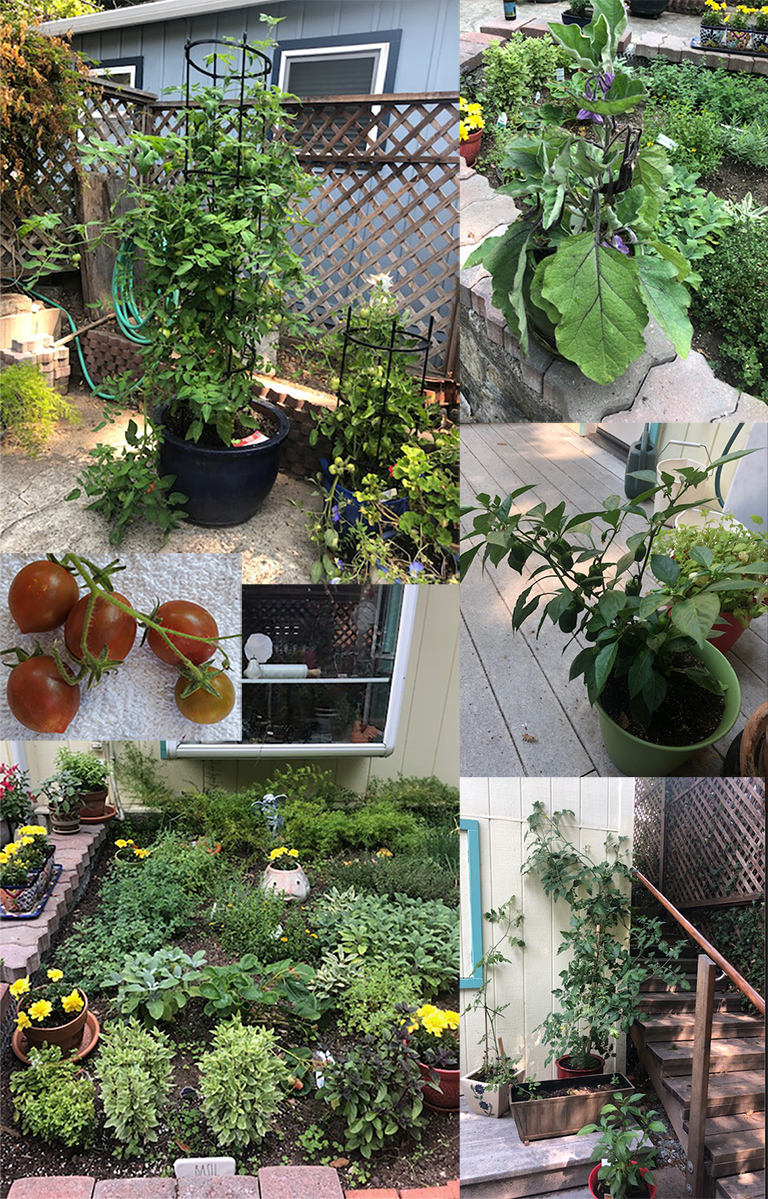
(556, 1053, 605, 1079)
(260, 863, 310, 900)
(49, 811, 80, 835)
(19, 989, 88, 1055)
(588, 1163, 657, 1198)
(78, 788, 108, 818)
(460, 1064, 525, 1117)
(419, 1061, 460, 1110)
(460, 129, 482, 166)
(707, 610, 749, 654)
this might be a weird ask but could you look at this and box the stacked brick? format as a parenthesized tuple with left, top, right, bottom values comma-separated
(81, 326, 143, 386)
(0, 335, 70, 393)
(256, 381, 335, 481)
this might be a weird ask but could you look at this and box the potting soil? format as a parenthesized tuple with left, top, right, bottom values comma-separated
(599, 653, 726, 746)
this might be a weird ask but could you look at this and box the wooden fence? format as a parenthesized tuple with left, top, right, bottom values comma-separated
(632, 777, 766, 909)
(1, 83, 459, 375)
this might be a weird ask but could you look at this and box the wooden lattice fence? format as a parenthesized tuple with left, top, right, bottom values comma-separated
(633, 777, 766, 909)
(2, 84, 458, 374)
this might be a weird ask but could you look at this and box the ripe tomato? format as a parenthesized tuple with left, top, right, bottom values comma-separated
(7, 656, 81, 733)
(174, 670, 235, 724)
(147, 601, 219, 666)
(8, 561, 79, 633)
(64, 592, 137, 662)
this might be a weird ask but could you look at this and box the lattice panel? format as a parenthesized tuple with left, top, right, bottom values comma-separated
(632, 778, 663, 901)
(241, 585, 384, 677)
(663, 778, 765, 908)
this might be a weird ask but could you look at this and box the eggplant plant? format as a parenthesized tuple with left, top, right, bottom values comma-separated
(465, 0, 693, 383)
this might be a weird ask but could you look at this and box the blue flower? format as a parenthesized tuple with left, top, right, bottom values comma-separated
(331, 505, 340, 524)
(409, 561, 425, 576)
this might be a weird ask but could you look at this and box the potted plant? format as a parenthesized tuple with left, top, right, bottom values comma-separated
(724, 4, 755, 48)
(464, 0, 693, 386)
(114, 837, 151, 865)
(700, 0, 729, 45)
(69, 28, 314, 536)
(509, 1071, 636, 1143)
(579, 1091, 664, 1198)
(408, 1004, 461, 1111)
(11, 968, 89, 1055)
(0, 826, 56, 914)
(38, 769, 82, 835)
(460, 894, 525, 1117)
(54, 748, 109, 818)
(0, 761, 36, 842)
(461, 450, 760, 775)
(753, 5, 768, 51)
(562, 0, 595, 28)
(655, 515, 768, 654)
(460, 96, 485, 165)
(523, 804, 688, 1082)
(261, 846, 310, 900)
(627, 0, 669, 18)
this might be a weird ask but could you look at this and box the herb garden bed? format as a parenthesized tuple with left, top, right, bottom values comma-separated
(0, 760, 460, 1194)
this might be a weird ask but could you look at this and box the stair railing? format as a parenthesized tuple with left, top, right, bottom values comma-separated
(633, 869, 765, 1199)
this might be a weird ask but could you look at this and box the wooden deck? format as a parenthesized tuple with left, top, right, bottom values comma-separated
(460, 423, 768, 778)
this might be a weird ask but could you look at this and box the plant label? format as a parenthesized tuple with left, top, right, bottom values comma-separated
(174, 1157, 236, 1178)
(656, 133, 678, 151)
(556, 68, 565, 81)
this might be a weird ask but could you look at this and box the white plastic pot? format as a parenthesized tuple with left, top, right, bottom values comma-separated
(673, 507, 747, 533)
(654, 457, 716, 525)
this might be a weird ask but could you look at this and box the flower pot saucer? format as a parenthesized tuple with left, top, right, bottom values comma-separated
(12, 1010, 100, 1065)
(79, 804, 117, 825)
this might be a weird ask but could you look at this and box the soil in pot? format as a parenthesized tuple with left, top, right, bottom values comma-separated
(556, 1053, 605, 1078)
(599, 652, 725, 747)
(164, 403, 281, 449)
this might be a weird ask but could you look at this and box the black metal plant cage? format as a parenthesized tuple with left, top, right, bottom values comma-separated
(336, 308, 435, 472)
(182, 35, 273, 383)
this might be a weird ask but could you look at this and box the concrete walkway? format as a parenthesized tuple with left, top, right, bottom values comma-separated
(0, 388, 320, 581)
(461, 0, 700, 42)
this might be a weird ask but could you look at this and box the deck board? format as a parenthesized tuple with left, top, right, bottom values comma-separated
(460, 424, 768, 778)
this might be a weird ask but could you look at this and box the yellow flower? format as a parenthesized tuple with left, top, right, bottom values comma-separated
(133, 847, 150, 859)
(288, 848, 299, 858)
(16, 1011, 31, 1031)
(47, 968, 64, 982)
(280, 936, 288, 942)
(376, 847, 393, 857)
(4, 842, 19, 856)
(61, 990, 84, 1014)
(0, 853, 8, 865)
(115, 839, 128, 848)
(10, 977, 30, 999)
(20, 836, 33, 846)
(17, 825, 47, 837)
(29, 999, 53, 1022)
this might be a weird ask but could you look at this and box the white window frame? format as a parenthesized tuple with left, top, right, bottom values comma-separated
(277, 41, 390, 97)
(162, 585, 418, 760)
(88, 64, 137, 88)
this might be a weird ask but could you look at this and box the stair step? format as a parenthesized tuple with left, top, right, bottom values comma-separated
(648, 1038, 766, 1076)
(640, 973, 726, 993)
(663, 1070, 765, 1119)
(636, 1013, 765, 1043)
(705, 1128, 765, 1177)
(715, 1171, 766, 1199)
(639, 992, 742, 1014)
(685, 1113, 767, 1138)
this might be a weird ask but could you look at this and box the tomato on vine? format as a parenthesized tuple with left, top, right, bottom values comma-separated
(174, 669, 235, 724)
(65, 592, 137, 662)
(147, 601, 219, 666)
(6, 654, 81, 734)
(8, 561, 79, 634)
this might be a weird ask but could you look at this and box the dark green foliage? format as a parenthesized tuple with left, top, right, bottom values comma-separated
(643, 103, 723, 176)
(319, 851, 457, 904)
(639, 59, 768, 128)
(217, 882, 322, 965)
(365, 774, 459, 821)
(692, 218, 768, 400)
(280, 796, 420, 859)
(706, 901, 765, 1012)
(198, 956, 324, 1023)
(337, 959, 419, 1038)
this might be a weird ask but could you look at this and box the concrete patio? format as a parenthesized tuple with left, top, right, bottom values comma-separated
(460, 422, 768, 777)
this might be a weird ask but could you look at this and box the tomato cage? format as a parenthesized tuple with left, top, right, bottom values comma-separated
(336, 307, 435, 472)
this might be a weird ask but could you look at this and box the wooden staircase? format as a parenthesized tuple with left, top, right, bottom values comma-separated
(631, 923, 765, 1199)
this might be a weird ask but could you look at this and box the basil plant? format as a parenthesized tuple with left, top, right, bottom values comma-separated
(465, 0, 693, 384)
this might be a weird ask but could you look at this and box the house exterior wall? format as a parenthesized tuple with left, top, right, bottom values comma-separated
(69, 1, 458, 98)
(1, 584, 458, 802)
(460, 777, 636, 1081)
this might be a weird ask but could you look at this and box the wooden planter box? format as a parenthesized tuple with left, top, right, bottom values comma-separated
(511, 1072, 635, 1144)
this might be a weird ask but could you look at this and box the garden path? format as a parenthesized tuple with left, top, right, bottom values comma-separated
(0, 389, 320, 581)
(460, 0, 700, 43)
(459, 422, 768, 777)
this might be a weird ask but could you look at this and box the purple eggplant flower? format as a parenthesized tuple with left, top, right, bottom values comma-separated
(577, 72, 615, 124)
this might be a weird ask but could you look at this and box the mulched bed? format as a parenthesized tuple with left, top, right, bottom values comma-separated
(0, 847, 458, 1195)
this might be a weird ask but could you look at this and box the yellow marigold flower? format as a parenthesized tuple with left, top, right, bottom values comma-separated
(61, 990, 84, 1015)
(4, 842, 19, 856)
(29, 999, 53, 1022)
(47, 968, 64, 982)
(280, 936, 288, 942)
(115, 839, 128, 848)
(0, 853, 8, 865)
(17, 826, 47, 837)
(16, 1011, 32, 1031)
(376, 847, 393, 857)
(10, 977, 30, 998)
(288, 848, 299, 857)
(134, 847, 150, 859)
(20, 836, 33, 846)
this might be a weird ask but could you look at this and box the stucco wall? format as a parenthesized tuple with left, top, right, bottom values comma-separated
(460, 777, 636, 1080)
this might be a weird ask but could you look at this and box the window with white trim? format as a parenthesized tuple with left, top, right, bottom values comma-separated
(278, 42, 390, 98)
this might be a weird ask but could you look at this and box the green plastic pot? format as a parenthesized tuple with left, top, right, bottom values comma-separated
(596, 640, 741, 775)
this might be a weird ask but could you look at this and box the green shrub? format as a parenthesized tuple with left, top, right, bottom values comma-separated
(107, 947, 207, 1023)
(337, 959, 419, 1039)
(720, 122, 768, 170)
(643, 103, 723, 176)
(481, 34, 570, 122)
(639, 59, 768, 127)
(95, 1019, 174, 1157)
(692, 217, 768, 399)
(217, 881, 322, 964)
(321, 1023, 426, 1159)
(707, 901, 765, 1010)
(198, 955, 323, 1022)
(0, 362, 80, 456)
(319, 852, 457, 904)
(54, 748, 109, 791)
(10, 1044, 95, 1148)
(314, 887, 458, 997)
(198, 1016, 291, 1149)
(365, 774, 459, 821)
(655, 163, 731, 289)
(281, 796, 419, 858)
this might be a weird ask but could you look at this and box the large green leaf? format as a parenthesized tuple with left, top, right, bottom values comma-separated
(576, 73, 647, 117)
(637, 254, 692, 359)
(547, 20, 602, 70)
(539, 234, 648, 383)
(650, 239, 691, 285)
(634, 145, 673, 233)
(591, 0, 628, 61)
(670, 593, 721, 647)
(464, 223, 533, 348)
(529, 257, 561, 325)
(463, 234, 502, 272)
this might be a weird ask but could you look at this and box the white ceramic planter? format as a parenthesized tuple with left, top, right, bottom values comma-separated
(261, 863, 310, 900)
(673, 507, 747, 533)
(460, 1065, 524, 1117)
(654, 457, 715, 524)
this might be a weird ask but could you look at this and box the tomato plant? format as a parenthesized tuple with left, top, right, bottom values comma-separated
(174, 670, 235, 724)
(64, 592, 137, 663)
(147, 600, 218, 666)
(8, 561, 79, 633)
(6, 654, 81, 733)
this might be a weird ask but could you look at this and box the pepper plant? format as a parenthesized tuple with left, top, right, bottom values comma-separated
(461, 450, 763, 734)
(655, 514, 768, 628)
(465, 0, 694, 383)
(524, 803, 687, 1070)
(578, 1091, 664, 1198)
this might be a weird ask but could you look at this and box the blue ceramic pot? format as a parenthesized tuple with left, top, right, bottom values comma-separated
(320, 458, 408, 540)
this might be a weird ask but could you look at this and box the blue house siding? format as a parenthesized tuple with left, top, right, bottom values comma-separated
(72, 1, 458, 99)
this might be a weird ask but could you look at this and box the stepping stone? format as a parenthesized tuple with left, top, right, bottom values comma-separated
(94, 1183, 175, 1198)
(259, 1166, 344, 1198)
(178, 1181, 260, 1199)
(8, 1180, 95, 1199)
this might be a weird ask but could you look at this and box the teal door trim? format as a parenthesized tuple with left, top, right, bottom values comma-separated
(461, 817, 483, 990)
